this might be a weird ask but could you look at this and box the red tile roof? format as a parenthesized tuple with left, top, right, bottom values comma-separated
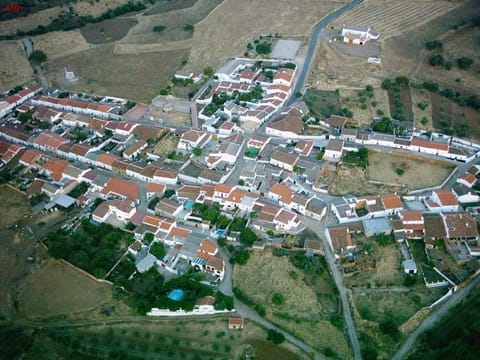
(381, 194, 403, 210)
(19, 149, 42, 165)
(101, 177, 139, 201)
(43, 158, 69, 181)
(411, 137, 449, 151)
(434, 189, 458, 206)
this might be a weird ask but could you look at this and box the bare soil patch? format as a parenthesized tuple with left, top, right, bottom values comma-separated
(188, 0, 344, 71)
(146, 0, 197, 15)
(234, 251, 351, 358)
(32, 30, 93, 60)
(367, 150, 455, 191)
(0, 41, 34, 91)
(80, 17, 137, 44)
(18, 259, 113, 319)
(45, 44, 188, 102)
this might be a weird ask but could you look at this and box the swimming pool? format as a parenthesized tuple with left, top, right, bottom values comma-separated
(167, 289, 184, 301)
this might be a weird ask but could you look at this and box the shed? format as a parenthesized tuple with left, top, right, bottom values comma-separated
(228, 317, 244, 330)
(403, 259, 418, 274)
(54, 194, 77, 209)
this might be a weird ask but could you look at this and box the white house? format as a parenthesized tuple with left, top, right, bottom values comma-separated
(266, 114, 304, 138)
(153, 169, 178, 185)
(426, 189, 459, 213)
(270, 149, 299, 172)
(273, 208, 301, 232)
(324, 139, 344, 160)
(178, 129, 211, 152)
(342, 24, 380, 45)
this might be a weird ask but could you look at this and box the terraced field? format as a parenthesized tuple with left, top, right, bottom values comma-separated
(332, 1, 459, 39)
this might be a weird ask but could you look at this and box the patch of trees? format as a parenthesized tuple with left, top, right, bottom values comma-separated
(192, 203, 229, 228)
(343, 147, 368, 168)
(2, 2, 147, 39)
(289, 251, 327, 275)
(46, 220, 132, 278)
(233, 287, 266, 317)
(28, 50, 47, 65)
(425, 40, 442, 51)
(150, 242, 166, 260)
(183, 24, 194, 32)
(456, 56, 474, 70)
(255, 41, 271, 55)
(213, 291, 234, 310)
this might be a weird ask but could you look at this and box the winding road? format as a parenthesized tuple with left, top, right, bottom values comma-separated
(392, 272, 480, 360)
(288, 0, 365, 106)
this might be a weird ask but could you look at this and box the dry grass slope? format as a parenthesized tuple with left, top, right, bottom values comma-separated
(32, 30, 93, 59)
(0, 7, 62, 36)
(18, 259, 113, 319)
(187, 0, 344, 71)
(0, 41, 34, 91)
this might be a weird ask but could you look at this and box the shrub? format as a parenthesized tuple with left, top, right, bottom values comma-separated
(271, 292, 285, 306)
(396, 168, 405, 176)
(28, 50, 47, 64)
(153, 25, 166, 33)
(417, 102, 427, 111)
(429, 54, 445, 67)
(183, 24, 194, 32)
(255, 41, 271, 55)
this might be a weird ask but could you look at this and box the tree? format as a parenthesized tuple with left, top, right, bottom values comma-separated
(214, 291, 234, 310)
(192, 147, 202, 156)
(150, 242, 166, 260)
(28, 50, 47, 64)
(153, 25, 166, 33)
(144, 232, 154, 244)
(183, 24, 194, 32)
(125, 222, 136, 231)
(456, 56, 473, 70)
(238, 179, 245, 186)
(239, 227, 257, 245)
(234, 249, 250, 265)
(255, 41, 271, 55)
(429, 54, 445, 67)
(203, 66, 214, 77)
(266, 329, 285, 345)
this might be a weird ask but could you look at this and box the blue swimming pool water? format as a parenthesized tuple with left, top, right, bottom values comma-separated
(168, 289, 184, 301)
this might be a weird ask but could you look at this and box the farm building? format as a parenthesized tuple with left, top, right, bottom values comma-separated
(342, 24, 379, 45)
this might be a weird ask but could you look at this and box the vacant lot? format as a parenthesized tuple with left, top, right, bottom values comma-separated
(17, 259, 116, 319)
(345, 242, 403, 288)
(32, 30, 93, 60)
(119, 0, 222, 46)
(304, 89, 340, 120)
(153, 133, 180, 156)
(339, 87, 388, 125)
(188, 0, 343, 71)
(46, 44, 188, 102)
(80, 18, 137, 44)
(0, 41, 34, 91)
(367, 150, 455, 190)
(0, 186, 30, 228)
(234, 251, 351, 358)
(330, 163, 406, 196)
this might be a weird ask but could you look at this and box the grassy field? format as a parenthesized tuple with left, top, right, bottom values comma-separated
(71, 0, 135, 17)
(367, 151, 455, 190)
(17, 259, 123, 319)
(80, 18, 137, 44)
(303, 89, 340, 120)
(45, 44, 188, 102)
(187, 0, 343, 71)
(0, 7, 62, 35)
(234, 250, 351, 358)
(1, 318, 307, 360)
(146, 0, 197, 15)
(0, 41, 34, 91)
(351, 287, 448, 359)
(119, 0, 222, 46)
(32, 30, 93, 60)
(0, 186, 30, 228)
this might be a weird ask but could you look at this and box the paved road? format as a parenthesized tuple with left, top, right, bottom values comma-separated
(20, 37, 50, 89)
(287, 0, 365, 107)
(392, 272, 480, 360)
(20, 37, 33, 57)
(191, 78, 213, 129)
(234, 299, 327, 360)
(302, 215, 362, 360)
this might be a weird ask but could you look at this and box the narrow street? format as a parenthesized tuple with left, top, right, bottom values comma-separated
(302, 215, 362, 360)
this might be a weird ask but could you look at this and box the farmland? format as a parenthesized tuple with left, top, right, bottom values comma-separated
(17, 259, 124, 319)
(45, 44, 188, 102)
(32, 30, 93, 60)
(187, 0, 344, 71)
(367, 151, 455, 190)
(234, 250, 351, 358)
(332, 1, 458, 40)
(0, 41, 34, 91)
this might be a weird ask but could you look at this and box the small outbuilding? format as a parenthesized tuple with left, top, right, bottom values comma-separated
(403, 259, 418, 275)
(228, 317, 244, 330)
